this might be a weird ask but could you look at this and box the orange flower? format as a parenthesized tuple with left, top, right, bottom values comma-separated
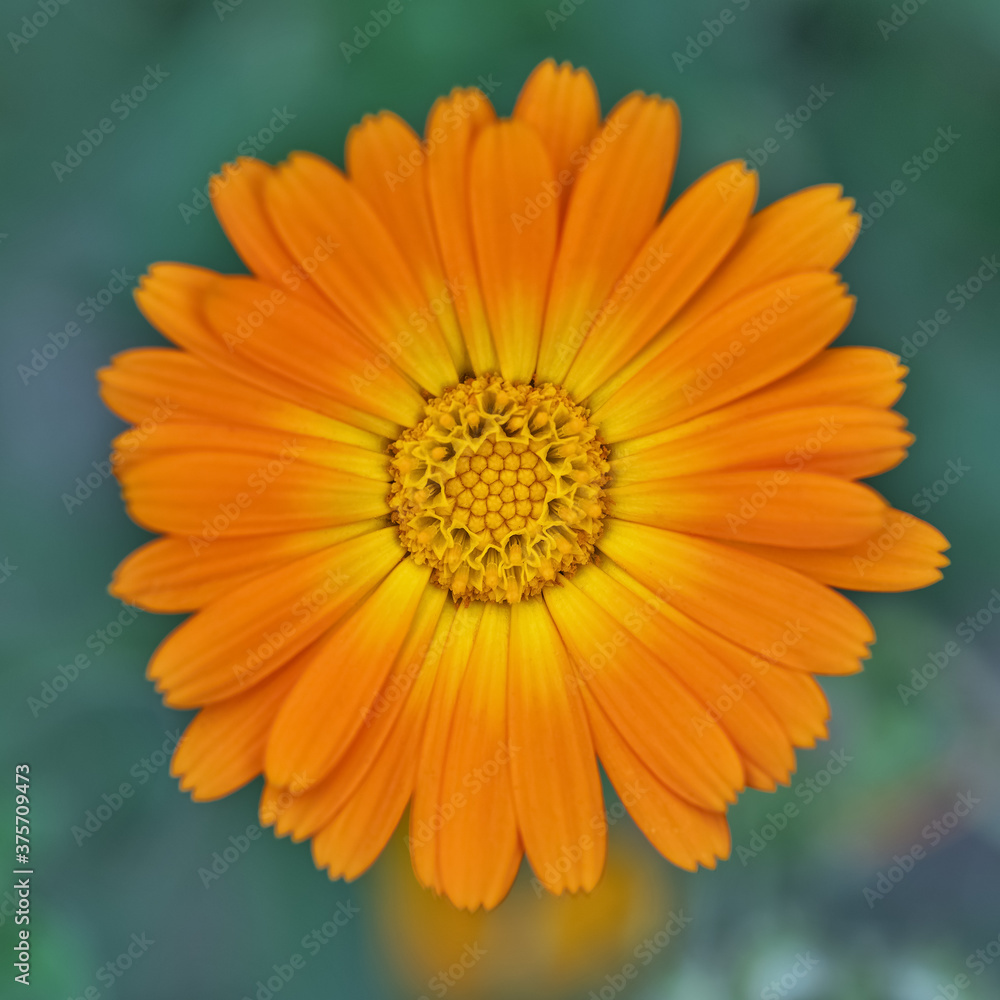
(100, 59, 949, 910)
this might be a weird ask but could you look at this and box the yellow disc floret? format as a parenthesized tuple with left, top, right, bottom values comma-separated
(388, 375, 610, 603)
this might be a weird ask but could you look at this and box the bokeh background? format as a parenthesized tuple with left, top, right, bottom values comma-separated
(2, 0, 999, 997)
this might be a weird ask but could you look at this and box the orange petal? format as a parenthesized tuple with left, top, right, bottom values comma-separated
(265, 560, 433, 788)
(410, 603, 523, 910)
(671, 183, 860, 336)
(597, 518, 873, 675)
(469, 120, 559, 382)
(589, 184, 860, 409)
(436, 602, 521, 910)
(565, 160, 758, 400)
(147, 527, 403, 707)
(111, 523, 381, 612)
(209, 158, 331, 312)
(99, 347, 382, 451)
(346, 112, 469, 372)
(704, 346, 908, 417)
(513, 59, 601, 216)
(133, 264, 397, 436)
(543, 578, 744, 811)
(604, 569, 832, 750)
(203, 274, 426, 432)
(574, 564, 797, 786)
(264, 598, 454, 842)
(113, 421, 387, 483)
(117, 448, 387, 536)
(612, 405, 912, 482)
(581, 687, 731, 870)
(607, 471, 888, 548)
(741, 661, 830, 749)
(730, 509, 950, 592)
(265, 152, 458, 394)
(409, 603, 484, 895)
(310, 619, 440, 882)
(171, 654, 309, 801)
(536, 93, 680, 383)
(508, 599, 605, 895)
(592, 272, 855, 442)
(425, 87, 499, 374)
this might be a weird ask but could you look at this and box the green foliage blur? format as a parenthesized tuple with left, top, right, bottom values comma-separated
(2, 0, 999, 997)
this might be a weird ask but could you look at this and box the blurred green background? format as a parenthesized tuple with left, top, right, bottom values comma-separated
(2, 0, 999, 997)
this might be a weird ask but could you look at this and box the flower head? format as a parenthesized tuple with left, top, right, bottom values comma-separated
(100, 59, 948, 910)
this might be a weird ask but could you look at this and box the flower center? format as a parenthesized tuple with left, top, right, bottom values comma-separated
(388, 375, 609, 603)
